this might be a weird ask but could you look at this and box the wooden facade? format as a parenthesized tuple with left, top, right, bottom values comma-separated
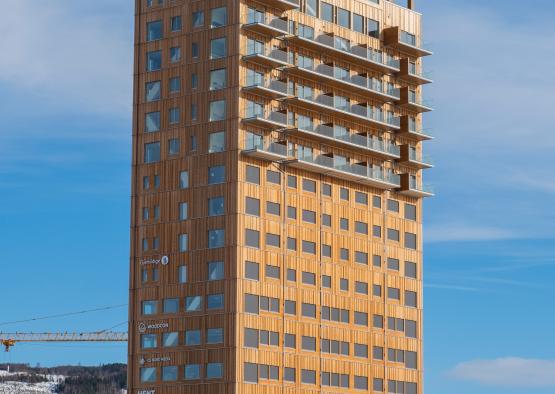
(129, 0, 431, 393)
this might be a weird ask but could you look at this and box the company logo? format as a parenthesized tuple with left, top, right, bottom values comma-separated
(143, 356, 170, 363)
(138, 390, 155, 394)
(139, 256, 169, 266)
(137, 321, 169, 333)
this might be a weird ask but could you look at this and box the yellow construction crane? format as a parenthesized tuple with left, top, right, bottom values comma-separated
(0, 332, 128, 352)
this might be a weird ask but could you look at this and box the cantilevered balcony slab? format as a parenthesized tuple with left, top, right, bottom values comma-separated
(285, 35, 400, 74)
(286, 126, 400, 160)
(285, 65, 399, 102)
(398, 174, 434, 197)
(241, 16, 290, 37)
(397, 59, 433, 85)
(383, 27, 433, 57)
(397, 145, 434, 169)
(397, 116, 434, 141)
(242, 80, 292, 100)
(242, 48, 291, 68)
(285, 95, 400, 131)
(242, 111, 292, 130)
(260, 0, 299, 11)
(398, 88, 433, 113)
(242, 141, 289, 162)
(288, 156, 400, 190)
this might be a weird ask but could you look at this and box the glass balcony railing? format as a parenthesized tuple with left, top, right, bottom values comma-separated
(244, 109, 288, 126)
(409, 149, 433, 165)
(245, 138, 288, 156)
(298, 63, 400, 99)
(408, 63, 432, 80)
(244, 46, 289, 64)
(245, 77, 290, 96)
(245, 12, 289, 34)
(408, 92, 432, 109)
(299, 94, 400, 128)
(409, 177, 434, 194)
(296, 33, 399, 70)
(299, 124, 400, 156)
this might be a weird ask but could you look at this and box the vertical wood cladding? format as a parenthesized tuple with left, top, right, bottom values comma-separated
(130, 0, 430, 393)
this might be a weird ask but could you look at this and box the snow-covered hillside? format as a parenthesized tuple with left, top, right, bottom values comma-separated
(0, 370, 63, 394)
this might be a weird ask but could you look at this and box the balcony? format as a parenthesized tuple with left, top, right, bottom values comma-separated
(288, 124, 400, 159)
(397, 145, 433, 169)
(260, 0, 299, 11)
(285, 63, 399, 102)
(285, 33, 400, 73)
(398, 174, 434, 198)
(285, 94, 400, 131)
(242, 46, 291, 68)
(242, 138, 289, 162)
(397, 59, 433, 85)
(383, 27, 433, 57)
(397, 116, 433, 141)
(242, 109, 292, 130)
(242, 78, 292, 99)
(398, 88, 433, 113)
(242, 12, 290, 37)
(289, 152, 401, 190)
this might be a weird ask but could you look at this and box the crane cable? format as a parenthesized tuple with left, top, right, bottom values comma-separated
(0, 304, 128, 327)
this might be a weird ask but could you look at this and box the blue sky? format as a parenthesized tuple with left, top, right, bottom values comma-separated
(0, 0, 554, 392)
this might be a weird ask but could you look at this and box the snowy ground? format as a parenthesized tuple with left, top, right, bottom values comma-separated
(0, 370, 63, 394)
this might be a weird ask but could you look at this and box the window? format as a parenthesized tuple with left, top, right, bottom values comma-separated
(246, 165, 260, 184)
(179, 233, 188, 252)
(185, 330, 201, 345)
(245, 261, 259, 280)
(211, 6, 227, 27)
(245, 197, 260, 216)
(178, 202, 188, 221)
(355, 191, 368, 205)
(340, 278, 349, 291)
(405, 203, 417, 221)
(406, 320, 417, 338)
(266, 201, 280, 216)
(170, 46, 181, 63)
(163, 298, 179, 313)
(210, 68, 227, 90)
(287, 175, 297, 188)
(284, 333, 296, 348)
(169, 76, 180, 93)
(355, 251, 368, 265)
(373, 378, 384, 392)
(301, 369, 316, 385)
(146, 50, 161, 71)
(208, 229, 225, 248)
(207, 293, 224, 309)
(322, 275, 331, 288)
(340, 248, 349, 260)
(337, 7, 350, 28)
(244, 363, 258, 383)
(206, 131, 225, 153)
(245, 294, 259, 314)
(387, 199, 400, 212)
(170, 16, 182, 32)
(405, 291, 417, 307)
(373, 314, 384, 328)
(354, 311, 368, 326)
(162, 332, 178, 347)
(388, 287, 401, 300)
(303, 179, 316, 192)
(355, 281, 368, 294)
(191, 42, 199, 58)
(302, 240, 316, 254)
(140, 367, 156, 382)
(207, 363, 223, 379)
(284, 367, 295, 382)
(388, 258, 400, 271)
(208, 196, 224, 216)
(192, 10, 204, 27)
(406, 351, 418, 369)
(168, 138, 180, 155)
(355, 376, 368, 390)
(144, 142, 160, 163)
(145, 111, 160, 132)
(321, 2, 333, 22)
(287, 206, 297, 219)
(145, 81, 161, 102)
(142, 300, 157, 315)
(322, 214, 331, 227)
(321, 183, 331, 196)
(141, 334, 157, 349)
(355, 221, 368, 235)
(355, 343, 368, 358)
(284, 300, 296, 315)
(208, 261, 224, 281)
(340, 187, 349, 200)
(373, 195, 382, 208)
(367, 18, 380, 38)
(208, 165, 225, 184)
(406, 261, 417, 279)
(179, 171, 189, 189)
(147, 20, 163, 41)
(266, 233, 280, 247)
(373, 346, 384, 360)
(265, 264, 280, 279)
(353, 13, 364, 33)
(302, 271, 316, 285)
(184, 364, 200, 380)
(245, 328, 259, 348)
(405, 232, 417, 249)
(340, 218, 349, 231)
(209, 99, 226, 121)
(321, 244, 331, 257)
(302, 336, 316, 351)
(178, 265, 187, 283)
(387, 228, 400, 242)
(305, 0, 318, 16)
(302, 210, 316, 223)
(301, 303, 316, 318)
(373, 284, 382, 297)
(185, 296, 202, 312)
(267, 170, 280, 184)
(191, 103, 198, 121)
(210, 37, 227, 59)
(245, 229, 260, 248)
(285, 268, 296, 281)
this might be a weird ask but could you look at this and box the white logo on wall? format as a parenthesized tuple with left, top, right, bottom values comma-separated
(139, 256, 169, 266)
(138, 390, 155, 394)
(138, 321, 169, 333)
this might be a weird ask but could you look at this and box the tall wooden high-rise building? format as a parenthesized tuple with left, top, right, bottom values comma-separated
(128, 0, 433, 392)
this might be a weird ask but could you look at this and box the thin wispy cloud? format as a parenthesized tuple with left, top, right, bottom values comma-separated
(425, 224, 517, 243)
(449, 358, 555, 388)
(424, 283, 480, 292)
